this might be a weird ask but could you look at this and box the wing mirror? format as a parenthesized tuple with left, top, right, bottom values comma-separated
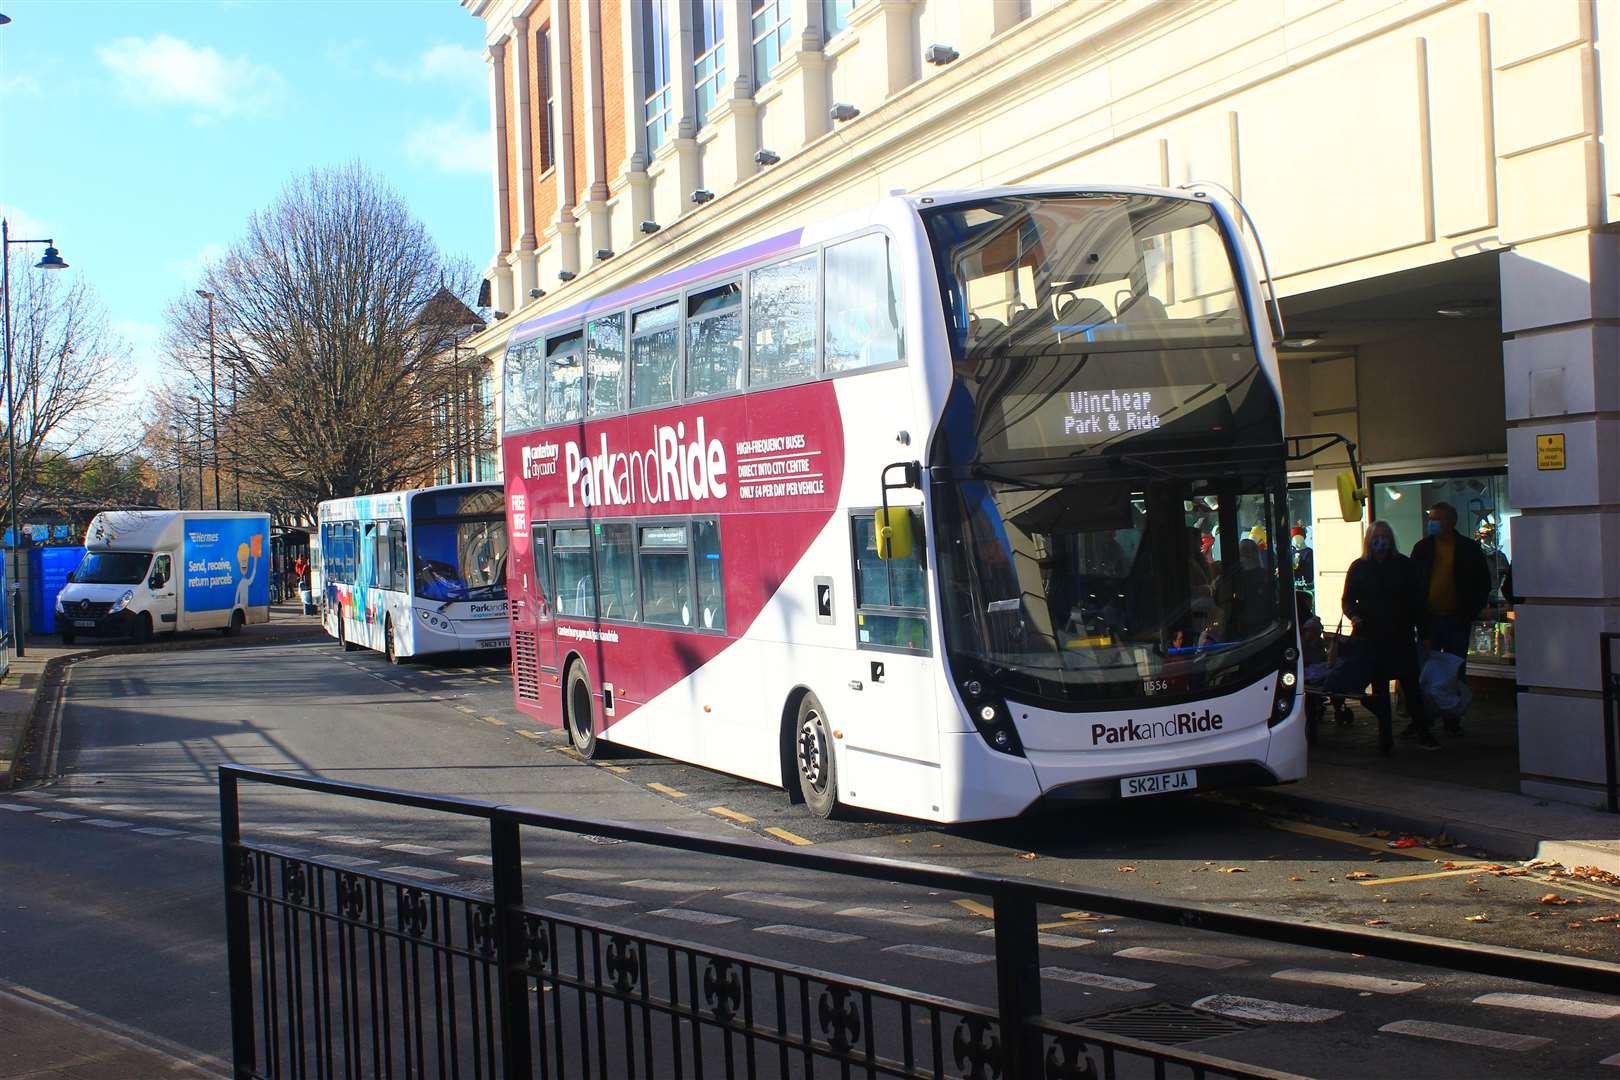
(1337, 471, 1367, 523)
(873, 507, 914, 560)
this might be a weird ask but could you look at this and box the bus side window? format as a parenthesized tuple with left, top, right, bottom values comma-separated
(824, 233, 905, 374)
(850, 510, 929, 653)
(389, 520, 408, 592)
(586, 312, 626, 417)
(686, 282, 742, 398)
(749, 253, 817, 387)
(596, 523, 638, 621)
(694, 519, 725, 631)
(630, 301, 680, 408)
(639, 523, 692, 627)
(552, 527, 595, 617)
(530, 525, 551, 614)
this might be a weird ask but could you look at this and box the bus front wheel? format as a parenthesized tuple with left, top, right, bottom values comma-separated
(564, 663, 600, 758)
(795, 693, 841, 820)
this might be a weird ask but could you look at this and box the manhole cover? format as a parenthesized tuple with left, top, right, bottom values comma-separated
(1067, 1001, 1255, 1045)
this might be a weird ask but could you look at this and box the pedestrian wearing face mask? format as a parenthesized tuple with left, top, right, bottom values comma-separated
(1410, 501, 1491, 734)
(1341, 520, 1437, 752)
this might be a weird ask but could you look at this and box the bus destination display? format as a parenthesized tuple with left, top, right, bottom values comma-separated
(1003, 383, 1212, 451)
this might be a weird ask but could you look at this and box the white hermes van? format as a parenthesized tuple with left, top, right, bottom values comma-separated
(56, 510, 273, 644)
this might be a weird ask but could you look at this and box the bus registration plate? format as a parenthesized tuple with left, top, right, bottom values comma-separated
(478, 638, 510, 650)
(1120, 769, 1197, 798)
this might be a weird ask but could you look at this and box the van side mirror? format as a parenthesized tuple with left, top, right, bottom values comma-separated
(1337, 471, 1367, 523)
(874, 507, 914, 560)
(148, 574, 163, 589)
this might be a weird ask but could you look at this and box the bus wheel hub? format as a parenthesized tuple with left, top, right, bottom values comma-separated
(798, 718, 826, 788)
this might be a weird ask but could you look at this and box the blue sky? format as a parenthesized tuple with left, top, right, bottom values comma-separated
(1, 0, 492, 397)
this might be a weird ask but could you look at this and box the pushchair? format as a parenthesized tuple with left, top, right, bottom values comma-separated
(1298, 593, 1358, 744)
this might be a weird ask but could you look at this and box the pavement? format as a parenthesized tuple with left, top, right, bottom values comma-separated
(0, 981, 226, 1079)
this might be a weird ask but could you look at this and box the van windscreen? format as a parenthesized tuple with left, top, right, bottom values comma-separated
(71, 551, 152, 585)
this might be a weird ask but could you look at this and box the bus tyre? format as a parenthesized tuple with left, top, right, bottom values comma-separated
(796, 693, 841, 820)
(339, 617, 358, 652)
(131, 614, 152, 646)
(564, 662, 600, 759)
(384, 618, 401, 665)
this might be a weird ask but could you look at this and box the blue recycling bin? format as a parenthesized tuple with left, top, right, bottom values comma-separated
(29, 545, 86, 636)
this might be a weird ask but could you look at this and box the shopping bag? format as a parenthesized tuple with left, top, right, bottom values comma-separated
(1420, 650, 1472, 717)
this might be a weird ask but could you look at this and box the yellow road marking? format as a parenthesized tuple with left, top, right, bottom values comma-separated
(647, 783, 687, 798)
(1266, 819, 1457, 862)
(954, 899, 995, 919)
(707, 806, 755, 824)
(765, 827, 813, 846)
(555, 746, 582, 757)
(480, 716, 506, 726)
(1352, 866, 1492, 886)
(454, 705, 478, 715)
(599, 764, 629, 774)
(516, 730, 544, 740)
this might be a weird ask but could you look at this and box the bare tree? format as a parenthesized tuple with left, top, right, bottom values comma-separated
(2, 264, 129, 515)
(163, 163, 487, 519)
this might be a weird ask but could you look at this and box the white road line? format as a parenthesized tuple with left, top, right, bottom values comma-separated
(15, 791, 53, 800)
(976, 929, 1093, 949)
(1473, 993, 1620, 1020)
(542, 868, 617, 880)
(262, 827, 321, 837)
(82, 819, 134, 829)
(834, 906, 948, 928)
(36, 811, 84, 821)
(726, 891, 820, 910)
(133, 827, 187, 838)
(1378, 1020, 1551, 1052)
(624, 879, 714, 893)
(146, 811, 206, 820)
(321, 854, 379, 867)
(383, 843, 451, 856)
(882, 944, 992, 966)
(649, 908, 739, 926)
(321, 835, 382, 847)
(546, 892, 634, 908)
(1194, 995, 1343, 1024)
(97, 804, 146, 812)
(1271, 969, 1424, 995)
(0, 803, 39, 812)
(53, 798, 105, 806)
(184, 834, 219, 845)
(1041, 967, 1154, 992)
(1114, 946, 1247, 971)
(754, 924, 864, 945)
(458, 855, 494, 866)
(382, 866, 461, 882)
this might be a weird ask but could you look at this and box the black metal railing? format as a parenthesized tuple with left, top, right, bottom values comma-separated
(221, 763, 1620, 1079)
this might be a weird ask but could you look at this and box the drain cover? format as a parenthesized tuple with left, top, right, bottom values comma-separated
(1067, 1001, 1254, 1045)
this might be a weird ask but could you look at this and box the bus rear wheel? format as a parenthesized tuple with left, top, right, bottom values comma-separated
(564, 663, 600, 759)
(339, 613, 358, 651)
(796, 693, 841, 820)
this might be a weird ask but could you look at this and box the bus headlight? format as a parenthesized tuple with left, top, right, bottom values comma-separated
(1281, 671, 1296, 688)
(416, 608, 453, 632)
(1270, 651, 1300, 727)
(957, 668, 1024, 757)
(109, 590, 135, 614)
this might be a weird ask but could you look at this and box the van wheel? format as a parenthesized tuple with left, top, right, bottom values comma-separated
(384, 617, 402, 665)
(60, 630, 76, 646)
(795, 693, 842, 820)
(563, 662, 600, 759)
(223, 610, 244, 637)
(131, 614, 152, 646)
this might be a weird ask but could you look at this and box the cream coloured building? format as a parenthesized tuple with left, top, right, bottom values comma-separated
(462, 0, 1617, 807)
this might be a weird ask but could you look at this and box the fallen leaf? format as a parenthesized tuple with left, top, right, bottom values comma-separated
(1370, 829, 1392, 839)
(1345, 871, 1378, 881)
(1364, 919, 1389, 926)
(1307, 869, 1320, 874)
(931, 844, 943, 849)
(1540, 893, 1579, 906)
(1388, 838, 1421, 849)
(1526, 911, 1545, 919)
(1288, 875, 1304, 882)
(1464, 914, 1490, 923)
(1571, 865, 1620, 887)
(1116, 865, 1136, 873)
(1568, 922, 1584, 929)
(1591, 914, 1620, 924)
(1016, 851, 1037, 860)
(1216, 866, 1248, 874)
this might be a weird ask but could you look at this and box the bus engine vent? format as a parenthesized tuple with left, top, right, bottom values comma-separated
(513, 631, 541, 702)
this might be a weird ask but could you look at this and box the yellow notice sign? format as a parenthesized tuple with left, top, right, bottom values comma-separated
(1536, 433, 1566, 471)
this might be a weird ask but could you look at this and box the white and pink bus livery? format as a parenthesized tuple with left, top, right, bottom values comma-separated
(499, 184, 1305, 822)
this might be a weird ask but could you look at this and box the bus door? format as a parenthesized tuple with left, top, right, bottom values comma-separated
(527, 522, 559, 681)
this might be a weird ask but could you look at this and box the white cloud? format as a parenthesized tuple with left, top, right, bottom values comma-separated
(97, 33, 282, 118)
(406, 118, 492, 176)
(376, 43, 484, 94)
(113, 320, 166, 402)
(0, 204, 52, 245)
(170, 242, 228, 285)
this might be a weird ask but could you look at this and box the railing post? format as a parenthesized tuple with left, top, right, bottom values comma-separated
(992, 885, 1043, 1079)
(219, 768, 258, 1079)
(491, 811, 534, 1078)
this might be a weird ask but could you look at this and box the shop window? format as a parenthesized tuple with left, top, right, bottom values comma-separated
(1286, 485, 1315, 605)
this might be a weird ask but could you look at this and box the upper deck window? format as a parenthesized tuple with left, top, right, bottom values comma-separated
(502, 341, 544, 434)
(824, 233, 904, 374)
(630, 301, 680, 409)
(586, 312, 626, 417)
(545, 331, 584, 424)
(686, 282, 743, 398)
(749, 252, 816, 387)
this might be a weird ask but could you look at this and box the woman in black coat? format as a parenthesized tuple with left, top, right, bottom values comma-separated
(1340, 521, 1437, 754)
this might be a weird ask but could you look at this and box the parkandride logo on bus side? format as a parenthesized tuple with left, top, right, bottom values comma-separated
(524, 419, 729, 509)
(1090, 709, 1223, 746)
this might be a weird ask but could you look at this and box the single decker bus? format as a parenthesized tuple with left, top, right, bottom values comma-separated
(317, 483, 510, 662)
(498, 184, 1312, 821)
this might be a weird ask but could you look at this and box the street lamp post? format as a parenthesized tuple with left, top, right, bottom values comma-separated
(196, 290, 220, 509)
(2, 217, 69, 658)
